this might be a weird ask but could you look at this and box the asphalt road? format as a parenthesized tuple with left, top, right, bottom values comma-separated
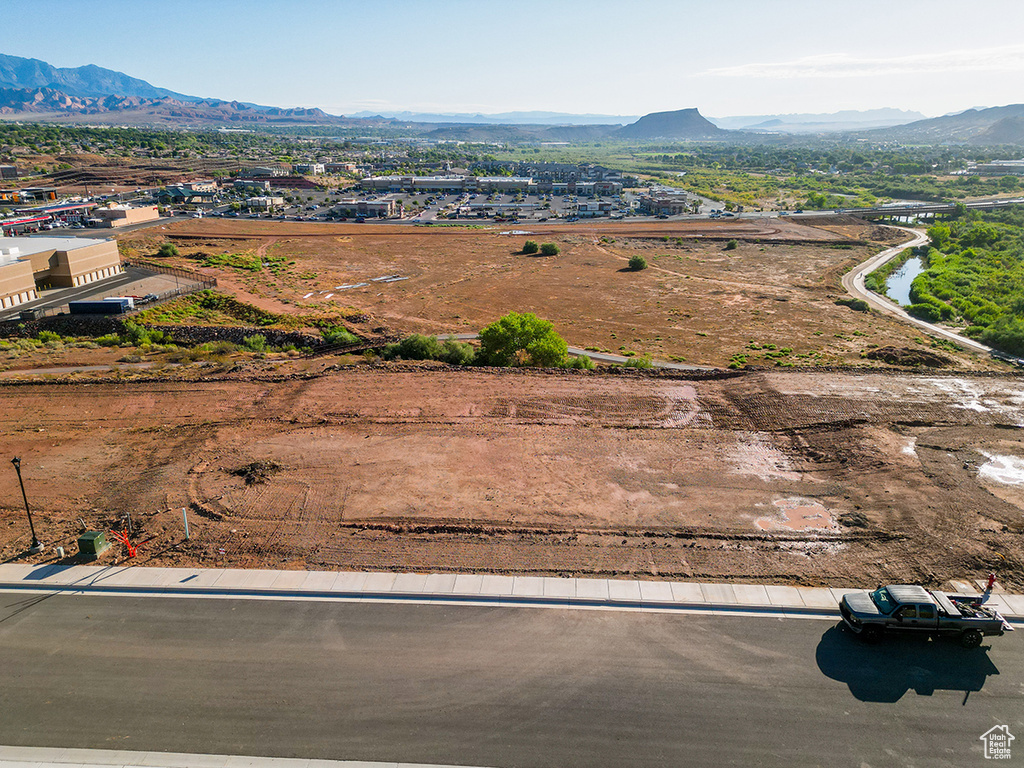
(841, 227, 994, 357)
(0, 595, 1019, 767)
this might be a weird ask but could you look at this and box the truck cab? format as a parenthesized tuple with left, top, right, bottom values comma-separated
(840, 584, 1013, 647)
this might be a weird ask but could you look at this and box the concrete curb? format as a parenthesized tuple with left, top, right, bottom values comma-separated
(1, 564, 1021, 623)
(0, 744, 489, 768)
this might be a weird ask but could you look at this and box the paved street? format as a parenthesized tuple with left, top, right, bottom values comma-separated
(0, 594, 1019, 767)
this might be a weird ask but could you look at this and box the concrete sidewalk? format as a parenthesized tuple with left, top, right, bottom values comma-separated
(0, 745, 486, 768)
(1, 563, 1021, 621)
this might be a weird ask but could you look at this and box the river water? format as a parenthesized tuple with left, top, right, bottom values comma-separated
(885, 256, 925, 306)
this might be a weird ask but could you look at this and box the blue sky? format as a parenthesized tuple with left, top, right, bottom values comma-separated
(4, 0, 1024, 118)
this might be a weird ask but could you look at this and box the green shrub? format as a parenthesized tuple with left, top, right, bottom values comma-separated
(382, 334, 443, 361)
(36, 330, 62, 343)
(835, 297, 870, 312)
(628, 255, 648, 271)
(907, 303, 941, 323)
(380, 334, 475, 366)
(522, 240, 539, 254)
(565, 354, 595, 370)
(623, 354, 653, 369)
(242, 334, 267, 352)
(725, 239, 738, 250)
(157, 243, 180, 258)
(323, 326, 359, 345)
(439, 338, 476, 366)
(539, 242, 560, 256)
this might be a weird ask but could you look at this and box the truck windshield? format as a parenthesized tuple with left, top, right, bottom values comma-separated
(870, 588, 897, 614)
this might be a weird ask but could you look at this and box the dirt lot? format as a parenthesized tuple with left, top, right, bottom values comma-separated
(116, 217, 995, 370)
(2, 366, 1022, 589)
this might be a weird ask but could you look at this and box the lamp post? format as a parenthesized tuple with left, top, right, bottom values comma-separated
(11, 457, 43, 553)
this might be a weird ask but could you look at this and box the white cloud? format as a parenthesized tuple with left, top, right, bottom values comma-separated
(702, 45, 1024, 79)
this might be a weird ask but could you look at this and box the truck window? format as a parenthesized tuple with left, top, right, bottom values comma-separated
(918, 605, 935, 619)
(899, 606, 917, 618)
(870, 587, 897, 614)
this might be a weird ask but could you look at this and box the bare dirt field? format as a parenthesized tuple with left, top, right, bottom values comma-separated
(117, 217, 995, 370)
(2, 366, 1022, 589)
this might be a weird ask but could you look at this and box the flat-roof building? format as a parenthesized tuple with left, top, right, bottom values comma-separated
(971, 160, 1024, 176)
(247, 196, 285, 209)
(0, 236, 122, 307)
(92, 204, 160, 228)
(334, 198, 403, 218)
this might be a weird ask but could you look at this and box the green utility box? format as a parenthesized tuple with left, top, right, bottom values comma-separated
(77, 530, 110, 560)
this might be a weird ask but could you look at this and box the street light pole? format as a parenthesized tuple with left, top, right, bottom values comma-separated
(11, 457, 43, 553)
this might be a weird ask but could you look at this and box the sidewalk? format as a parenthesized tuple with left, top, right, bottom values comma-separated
(0, 745, 485, 768)
(1, 564, 1022, 621)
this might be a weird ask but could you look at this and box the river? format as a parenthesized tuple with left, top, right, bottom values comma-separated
(885, 256, 925, 306)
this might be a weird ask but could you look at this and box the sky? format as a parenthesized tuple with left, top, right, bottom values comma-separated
(4, 0, 1024, 119)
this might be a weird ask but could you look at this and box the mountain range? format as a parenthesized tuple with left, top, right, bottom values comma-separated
(0, 53, 201, 102)
(0, 53, 1022, 144)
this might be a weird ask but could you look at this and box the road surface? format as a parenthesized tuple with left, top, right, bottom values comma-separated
(0, 594, 1019, 767)
(841, 227, 994, 356)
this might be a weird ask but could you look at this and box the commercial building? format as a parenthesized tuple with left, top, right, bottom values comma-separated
(334, 198, 402, 218)
(234, 178, 271, 191)
(324, 162, 357, 174)
(242, 166, 289, 178)
(0, 236, 122, 307)
(293, 163, 325, 175)
(575, 201, 613, 217)
(638, 192, 692, 216)
(360, 175, 469, 193)
(13, 202, 95, 226)
(0, 165, 17, 180)
(247, 196, 285, 210)
(159, 186, 217, 204)
(91, 204, 161, 228)
(970, 160, 1024, 176)
(360, 175, 539, 194)
(476, 176, 536, 193)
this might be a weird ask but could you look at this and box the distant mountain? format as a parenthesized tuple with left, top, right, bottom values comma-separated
(616, 108, 726, 140)
(0, 53, 203, 102)
(351, 110, 640, 126)
(866, 104, 1024, 144)
(972, 116, 1024, 145)
(0, 86, 357, 126)
(708, 108, 926, 133)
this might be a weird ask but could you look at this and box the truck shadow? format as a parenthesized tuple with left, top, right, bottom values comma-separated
(816, 623, 1000, 703)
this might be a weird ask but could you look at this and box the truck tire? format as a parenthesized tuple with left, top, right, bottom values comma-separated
(960, 629, 983, 649)
(860, 625, 883, 644)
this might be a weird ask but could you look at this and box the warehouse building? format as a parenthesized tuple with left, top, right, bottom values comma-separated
(0, 236, 122, 308)
(91, 204, 160, 228)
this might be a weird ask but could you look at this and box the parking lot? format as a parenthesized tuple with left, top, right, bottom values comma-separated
(187, 182, 738, 227)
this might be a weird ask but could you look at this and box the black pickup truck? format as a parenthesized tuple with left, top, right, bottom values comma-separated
(840, 584, 1014, 648)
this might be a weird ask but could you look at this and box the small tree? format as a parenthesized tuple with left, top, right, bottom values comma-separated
(539, 242, 560, 256)
(522, 240, 539, 254)
(628, 254, 648, 271)
(725, 239, 738, 250)
(478, 312, 568, 367)
(157, 243, 180, 258)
